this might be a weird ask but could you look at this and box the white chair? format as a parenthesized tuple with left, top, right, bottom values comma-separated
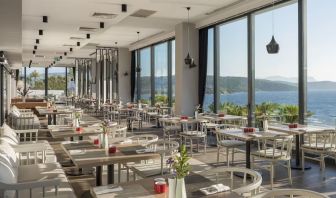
(127, 134, 159, 146)
(251, 135, 293, 189)
(252, 189, 329, 198)
(180, 120, 207, 156)
(215, 124, 245, 167)
(301, 130, 336, 175)
(161, 118, 180, 142)
(128, 140, 179, 180)
(201, 167, 262, 198)
(126, 110, 143, 132)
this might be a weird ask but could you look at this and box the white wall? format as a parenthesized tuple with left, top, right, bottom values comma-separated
(118, 48, 131, 103)
(174, 22, 199, 116)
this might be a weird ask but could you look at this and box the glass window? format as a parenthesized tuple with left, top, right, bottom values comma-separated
(140, 47, 151, 104)
(203, 28, 215, 112)
(48, 67, 66, 99)
(254, 3, 298, 125)
(307, 0, 336, 126)
(171, 40, 176, 105)
(218, 19, 248, 116)
(25, 67, 45, 98)
(154, 42, 168, 104)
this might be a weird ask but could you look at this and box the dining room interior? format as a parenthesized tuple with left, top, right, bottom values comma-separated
(1, 0, 336, 197)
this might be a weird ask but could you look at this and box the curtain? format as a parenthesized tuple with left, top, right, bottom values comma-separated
(131, 51, 136, 101)
(198, 28, 208, 111)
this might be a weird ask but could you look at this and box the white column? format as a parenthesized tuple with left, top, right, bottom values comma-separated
(103, 55, 107, 103)
(75, 61, 78, 97)
(174, 22, 199, 116)
(118, 48, 131, 103)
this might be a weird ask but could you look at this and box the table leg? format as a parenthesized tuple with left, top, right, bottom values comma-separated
(291, 134, 311, 170)
(107, 164, 114, 184)
(246, 140, 251, 169)
(96, 166, 102, 186)
(79, 136, 83, 141)
(48, 115, 52, 125)
(53, 114, 57, 125)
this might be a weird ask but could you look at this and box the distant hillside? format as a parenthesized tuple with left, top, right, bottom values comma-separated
(205, 76, 297, 94)
(265, 76, 316, 82)
(139, 76, 336, 94)
(308, 81, 336, 90)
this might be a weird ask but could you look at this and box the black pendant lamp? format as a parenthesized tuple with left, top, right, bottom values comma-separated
(136, 32, 141, 73)
(266, 0, 279, 54)
(184, 7, 196, 67)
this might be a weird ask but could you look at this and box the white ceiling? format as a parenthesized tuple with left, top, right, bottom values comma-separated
(21, 0, 242, 67)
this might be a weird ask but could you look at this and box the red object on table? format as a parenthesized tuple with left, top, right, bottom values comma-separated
(108, 145, 117, 154)
(93, 139, 99, 145)
(288, 123, 298, 129)
(243, 127, 256, 133)
(218, 113, 225, 117)
(180, 116, 188, 120)
(76, 127, 82, 133)
(154, 181, 167, 194)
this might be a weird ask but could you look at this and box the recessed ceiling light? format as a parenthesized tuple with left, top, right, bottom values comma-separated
(39, 29, 43, 35)
(92, 12, 117, 19)
(78, 27, 97, 32)
(77, 42, 80, 46)
(34, 45, 37, 50)
(86, 34, 90, 39)
(36, 39, 40, 44)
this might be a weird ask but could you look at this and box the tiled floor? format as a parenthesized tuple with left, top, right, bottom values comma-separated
(44, 120, 336, 198)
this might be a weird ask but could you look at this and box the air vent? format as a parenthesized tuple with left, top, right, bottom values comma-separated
(79, 27, 98, 32)
(63, 44, 76, 47)
(35, 55, 45, 58)
(82, 43, 99, 49)
(131, 9, 156, 18)
(70, 37, 85, 40)
(92, 12, 117, 19)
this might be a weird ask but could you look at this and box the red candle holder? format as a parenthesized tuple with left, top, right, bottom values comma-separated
(108, 145, 117, 154)
(93, 139, 99, 145)
(218, 113, 225, 117)
(154, 181, 167, 194)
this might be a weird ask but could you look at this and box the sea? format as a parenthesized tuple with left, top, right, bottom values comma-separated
(203, 90, 336, 127)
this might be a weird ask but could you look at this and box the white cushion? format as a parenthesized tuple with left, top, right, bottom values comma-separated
(218, 140, 245, 147)
(1, 124, 19, 145)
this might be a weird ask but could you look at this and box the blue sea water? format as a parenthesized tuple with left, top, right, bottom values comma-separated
(203, 90, 336, 127)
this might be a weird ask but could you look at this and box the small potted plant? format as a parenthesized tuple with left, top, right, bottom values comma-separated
(100, 120, 111, 149)
(17, 87, 31, 102)
(168, 145, 191, 198)
(74, 112, 81, 129)
(194, 104, 201, 119)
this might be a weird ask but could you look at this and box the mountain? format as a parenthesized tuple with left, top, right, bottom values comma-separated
(205, 76, 297, 94)
(308, 81, 336, 90)
(265, 76, 316, 82)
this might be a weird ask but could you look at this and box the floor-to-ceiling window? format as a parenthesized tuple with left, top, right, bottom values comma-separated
(203, 28, 215, 112)
(218, 18, 248, 116)
(171, 40, 176, 104)
(254, 2, 298, 125)
(134, 39, 175, 106)
(154, 42, 168, 104)
(139, 47, 151, 104)
(48, 67, 67, 100)
(307, 0, 336, 126)
(25, 67, 45, 98)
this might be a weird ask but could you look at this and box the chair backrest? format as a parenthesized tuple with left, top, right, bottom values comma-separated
(181, 120, 206, 133)
(0, 141, 19, 184)
(0, 124, 19, 145)
(256, 135, 293, 160)
(146, 140, 179, 155)
(215, 124, 240, 144)
(252, 189, 329, 198)
(304, 130, 336, 151)
(204, 167, 262, 197)
(129, 134, 159, 146)
(110, 126, 127, 138)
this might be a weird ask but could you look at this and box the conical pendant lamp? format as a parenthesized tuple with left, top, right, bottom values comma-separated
(184, 7, 195, 67)
(266, 0, 279, 54)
